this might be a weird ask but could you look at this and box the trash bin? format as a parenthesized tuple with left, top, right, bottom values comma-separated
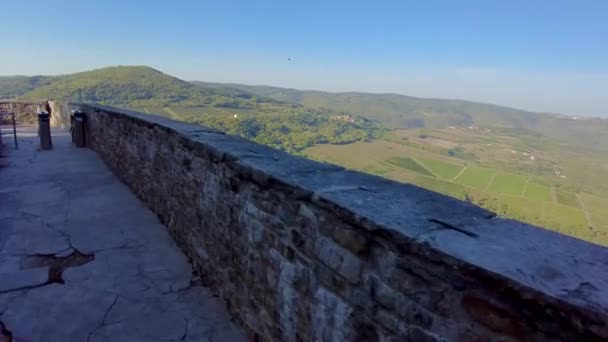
(38, 111, 52, 150)
(73, 111, 86, 147)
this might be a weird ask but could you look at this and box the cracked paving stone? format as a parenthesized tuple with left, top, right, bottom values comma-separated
(0, 192, 20, 221)
(17, 181, 67, 207)
(0, 218, 15, 247)
(0, 127, 246, 341)
(0, 267, 49, 293)
(62, 247, 192, 299)
(91, 296, 188, 341)
(0, 284, 116, 341)
(0, 291, 21, 314)
(2, 215, 69, 256)
(67, 227, 132, 254)
(0, 256, 21, 274)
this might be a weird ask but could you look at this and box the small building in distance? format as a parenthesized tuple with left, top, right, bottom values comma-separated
(330, 114, 354, 122)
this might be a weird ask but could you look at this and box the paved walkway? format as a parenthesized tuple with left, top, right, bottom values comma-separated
(0, 126, 245, 341)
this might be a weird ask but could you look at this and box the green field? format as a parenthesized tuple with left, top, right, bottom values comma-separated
(417, 158, 463, 180)
(580, 193, 608, 231)
(498, 194, 543, 222)
(556, 190, 580, 208)
(486, 172, 528, 196)
(542, 201, 589, 233)
(305, 138, 608, 247)
(127, 106, 172, 116)
(413, 175, 466, 198)
(453, 166, 495, 189)
(386, 157, 435, 177)
(524, 182, 552, 201)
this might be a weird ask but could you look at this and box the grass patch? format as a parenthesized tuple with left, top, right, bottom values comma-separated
(524, 182, 552, 201)
(417, 158, 463, 180)
(453, 166, 495, 189)
(486, 172, 527, 196)
(386, 157, 435, 177)
(498, 194, 543, 222)
(361, 164, 393, 176)
(579, 193, 608, 231)
(127, 106, 167, 116)
(542, 202, 588, 231)
(556, 190, 580, 208)
(413, 175, 466, 199)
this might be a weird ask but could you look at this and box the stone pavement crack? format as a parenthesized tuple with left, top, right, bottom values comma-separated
(180, 318, 189, 341)
(86, 295, 119, 342)
(17, 210, 76, 252)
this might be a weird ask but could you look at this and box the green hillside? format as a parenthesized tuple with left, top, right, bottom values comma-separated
(22, 66, 272, 108)
(15, 66, 379, 153)
(193, 81, 537, 128)
(0, 75, 60, 99)
(195, 82, 608, 151)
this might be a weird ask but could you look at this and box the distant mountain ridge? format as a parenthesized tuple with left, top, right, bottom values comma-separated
(194, 81, 608, 151)
(193, 81, 553, 128)
(0, 65, 606, 150)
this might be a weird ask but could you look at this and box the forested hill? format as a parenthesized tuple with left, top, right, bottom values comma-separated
(0, 66, 381, 154)
(194, 81, 608, 151)
(18, 66, 277, 108)
(0, 75, 60, 99)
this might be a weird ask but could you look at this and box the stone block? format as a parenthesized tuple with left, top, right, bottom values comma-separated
(314, 236, 363, 284)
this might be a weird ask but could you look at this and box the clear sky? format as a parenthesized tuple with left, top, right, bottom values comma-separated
(1, 0, 606, 117)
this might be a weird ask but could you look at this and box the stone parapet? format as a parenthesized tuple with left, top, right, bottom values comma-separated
(69, 103, 608, 341)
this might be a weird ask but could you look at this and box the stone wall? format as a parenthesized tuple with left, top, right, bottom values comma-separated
(77, 104, 608, 341)
(0, 101, 72, 128)
(48, 101, 73, 128)
(0, 101, 47, 125)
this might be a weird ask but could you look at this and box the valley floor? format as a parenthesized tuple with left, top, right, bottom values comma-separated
(305, 138, 608, 247)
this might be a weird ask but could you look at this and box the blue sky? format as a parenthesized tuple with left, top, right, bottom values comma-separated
(1, 0, 607, 117)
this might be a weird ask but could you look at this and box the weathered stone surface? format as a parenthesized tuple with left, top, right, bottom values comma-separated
(76, 103, 608, 341)
(2, 214, 69, 255)
(0, 125, 245, 341)
(0, 284, 115, 341)
(0, 101, 45, 124)
(0, 267, 49, 293)
(1, 101, 73, 127)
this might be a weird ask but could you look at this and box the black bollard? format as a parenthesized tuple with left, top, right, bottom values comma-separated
(73, 111, 86, 147)
(38, 111, 52, 150)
